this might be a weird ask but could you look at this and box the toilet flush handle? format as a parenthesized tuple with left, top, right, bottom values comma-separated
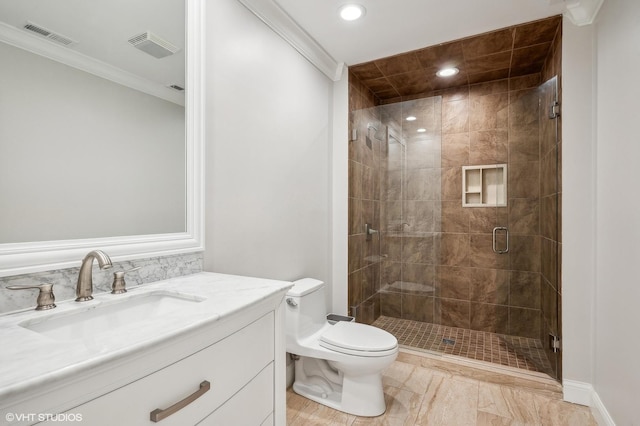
(286, 298, 298, 307)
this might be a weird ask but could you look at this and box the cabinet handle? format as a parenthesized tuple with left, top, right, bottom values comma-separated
(150, 380, 210, 422)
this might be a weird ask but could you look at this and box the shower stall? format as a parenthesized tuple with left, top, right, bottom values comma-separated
(348, 76, 561, 380)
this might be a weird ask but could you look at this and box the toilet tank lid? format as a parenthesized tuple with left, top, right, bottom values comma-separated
(287, 278, 324, 297)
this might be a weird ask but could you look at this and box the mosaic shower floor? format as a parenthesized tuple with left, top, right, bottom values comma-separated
(372, 315, 554, 377)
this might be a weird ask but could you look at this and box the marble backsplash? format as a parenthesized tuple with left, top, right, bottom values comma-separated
(0, 252, 203, 314)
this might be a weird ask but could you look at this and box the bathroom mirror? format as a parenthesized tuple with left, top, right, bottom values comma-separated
(0, 0, 204, 277)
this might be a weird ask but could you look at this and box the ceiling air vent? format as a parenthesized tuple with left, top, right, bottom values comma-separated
(168, 84, 185, 92)
(128, 31, 180, 59)
(23, 22, 77, 46)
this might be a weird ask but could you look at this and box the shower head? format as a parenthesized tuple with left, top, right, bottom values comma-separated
(374, 127, 388, 141)
(367, 124, 388, 141)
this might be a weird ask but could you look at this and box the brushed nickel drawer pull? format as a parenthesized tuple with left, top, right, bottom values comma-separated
(150, 380, 210, 422)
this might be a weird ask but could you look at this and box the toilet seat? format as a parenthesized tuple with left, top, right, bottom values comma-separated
(319, 321, 398, 357)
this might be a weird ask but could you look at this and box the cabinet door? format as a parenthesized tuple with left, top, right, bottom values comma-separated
(197, 363, 273, 426)
(42, 313, 274, 426)
(260, 413, 274, 426)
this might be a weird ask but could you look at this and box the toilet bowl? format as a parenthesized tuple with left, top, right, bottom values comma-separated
(285, 278, 398, 417)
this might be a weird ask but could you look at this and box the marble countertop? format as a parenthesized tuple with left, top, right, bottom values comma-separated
(0, 272, 292, 401)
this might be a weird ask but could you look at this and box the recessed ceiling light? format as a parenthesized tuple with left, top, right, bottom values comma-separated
(417, 128, 427, 133)
(339, 4, 366, 21)
(406, 116, 417, 121)
(436, 67, 459, 78)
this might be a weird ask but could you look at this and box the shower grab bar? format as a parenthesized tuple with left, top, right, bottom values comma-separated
(492, 227, 509, 254)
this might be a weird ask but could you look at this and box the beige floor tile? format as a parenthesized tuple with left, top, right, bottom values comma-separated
(399, 350, 563, 400)
(404, 366, 440, 395)
(383, 360, 418, 388)
(414, 375, 479, 425)
(288, 402, 356, 426)
(286, 389, 310, 424)
(382, 385, 424, 425)
(287, 388, 356, 426)
(477, 383, 540, 424)
(351, 417, 385, 425)
(532, 394, 598, 426)
(383, 360, 443, 397)
(286, 353, 597, 426)
(476, 411, 525, 425)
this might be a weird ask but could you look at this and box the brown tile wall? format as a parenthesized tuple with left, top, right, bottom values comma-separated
(347, 25, 562, 352)
(348, 71, 383, 324)
(374, 76, 545, 339)
(349, 16, 562, 103)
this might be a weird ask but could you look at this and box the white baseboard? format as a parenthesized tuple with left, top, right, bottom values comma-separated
(563, 379, 593, 405)
(591, 389, 616, 426)
(563, 380, 616, 425)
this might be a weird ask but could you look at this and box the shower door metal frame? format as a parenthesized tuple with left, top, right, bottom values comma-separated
(542, 75, 562, 379)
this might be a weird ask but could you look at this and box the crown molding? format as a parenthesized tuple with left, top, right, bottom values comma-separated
(563, 0, 606, 26)
(236, 0, 344, 81)
(237, 0, 609, 77)
(0, 22, 184, 106)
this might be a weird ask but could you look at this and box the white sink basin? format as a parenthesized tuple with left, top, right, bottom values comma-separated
(20, 292, 205, 343)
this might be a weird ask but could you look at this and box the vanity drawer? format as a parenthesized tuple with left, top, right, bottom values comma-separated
(46, 313, 274, 426)
(197, 363, 273, 426)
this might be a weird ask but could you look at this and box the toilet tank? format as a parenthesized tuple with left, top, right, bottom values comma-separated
(285, 278, 327, 341)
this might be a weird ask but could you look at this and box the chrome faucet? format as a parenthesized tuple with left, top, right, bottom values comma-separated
(76, 250, 112, 302)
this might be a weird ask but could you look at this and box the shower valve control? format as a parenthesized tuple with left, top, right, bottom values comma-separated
(365, 223, 379, 241)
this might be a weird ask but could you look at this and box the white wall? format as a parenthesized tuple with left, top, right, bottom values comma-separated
(592, 0, 640, 423)
(564, 0, 640, 422)
(331, 67, 349, 315)
(561, 17, 596, 388)
(204, 0, 333, 291)
(0, 42, 185, 242)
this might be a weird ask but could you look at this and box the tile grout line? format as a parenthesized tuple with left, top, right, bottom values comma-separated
(373, 315, 554, 376)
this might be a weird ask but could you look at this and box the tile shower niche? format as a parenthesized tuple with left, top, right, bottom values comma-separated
(462, 164, 507, 207)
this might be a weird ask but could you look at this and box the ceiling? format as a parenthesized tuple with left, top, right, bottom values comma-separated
(0, 0, 592, 102)
(349, 16, 562, 102)
(261, 0, 571, 102)
(0, 0, 184, 99)
(273, 0, 566, 66)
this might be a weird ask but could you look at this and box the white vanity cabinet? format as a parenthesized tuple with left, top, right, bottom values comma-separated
(44, 313, 275, 426)
(0, 273, 291, 426)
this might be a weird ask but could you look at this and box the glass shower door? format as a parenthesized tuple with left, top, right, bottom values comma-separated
(377, 97, 446, 354)
(361, 79, 561, 380)
(538, 76, 561, 379)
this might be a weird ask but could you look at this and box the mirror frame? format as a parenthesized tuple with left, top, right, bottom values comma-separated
(0, 0, 205, 277)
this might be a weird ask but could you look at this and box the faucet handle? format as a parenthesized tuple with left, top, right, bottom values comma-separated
(111, 267, 140, 294)
(7, 283, 56, 311)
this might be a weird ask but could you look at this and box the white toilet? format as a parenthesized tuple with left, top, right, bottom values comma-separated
(285, 278, 398, 417)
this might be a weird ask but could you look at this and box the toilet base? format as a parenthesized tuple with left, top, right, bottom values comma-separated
(292, 356, 387, 417)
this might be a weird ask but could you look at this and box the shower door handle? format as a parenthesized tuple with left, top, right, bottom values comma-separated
(492, 227, 509, 254)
